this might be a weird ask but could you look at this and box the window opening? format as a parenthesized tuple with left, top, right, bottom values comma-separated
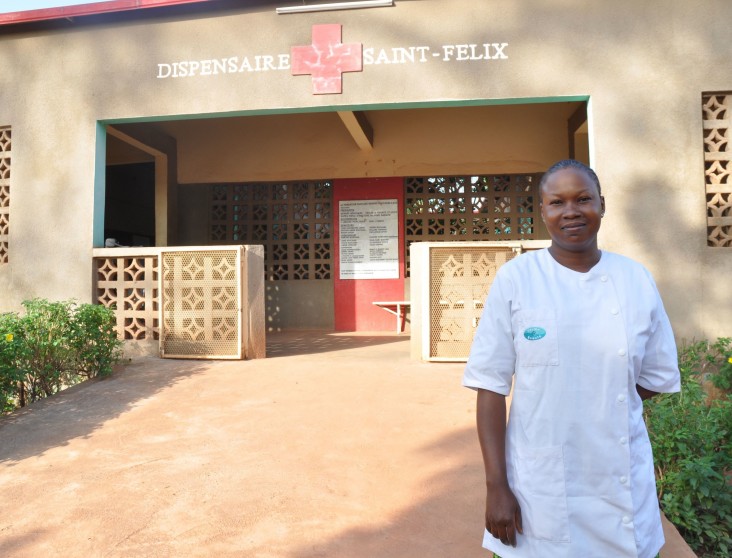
(702, 93, 732, 247)
(404, 173, 545, 276)
(0, 126, 11, 264)
(210, 180, 333, 280)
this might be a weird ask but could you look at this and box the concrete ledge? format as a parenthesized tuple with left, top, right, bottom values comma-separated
(661, 514, 697, 558)
(120, 339, 158, 359)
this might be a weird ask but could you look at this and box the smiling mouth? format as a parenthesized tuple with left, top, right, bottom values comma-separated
(561, 222, 586, 231)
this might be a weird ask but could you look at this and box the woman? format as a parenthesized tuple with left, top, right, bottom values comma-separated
(463, 160, 680, 558)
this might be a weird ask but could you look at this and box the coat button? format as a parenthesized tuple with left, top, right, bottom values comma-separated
(620, 476, 628, 484)
(617, 394, 627, 403)
(619, 437, 628, 445)
(601, 275, 608, 282)
(618, 349, 627, 356)
(611, 308, 619, 315)
(622, 515, 632, 525)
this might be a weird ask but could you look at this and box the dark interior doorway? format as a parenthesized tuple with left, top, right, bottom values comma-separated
(104, 162, 155, 247)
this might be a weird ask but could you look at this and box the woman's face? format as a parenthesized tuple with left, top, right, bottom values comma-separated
(540, 168, 605, 255)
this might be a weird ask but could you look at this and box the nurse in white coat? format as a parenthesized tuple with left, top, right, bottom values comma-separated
(463, 160, 680, 558)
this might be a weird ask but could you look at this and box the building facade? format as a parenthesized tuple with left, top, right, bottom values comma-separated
(0, 0, 730, 341)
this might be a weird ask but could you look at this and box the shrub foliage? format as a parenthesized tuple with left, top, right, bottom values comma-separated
(644, 338, 732, 558)
(0, 299, 122, 412)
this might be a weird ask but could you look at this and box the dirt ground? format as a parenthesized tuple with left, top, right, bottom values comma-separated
(0, 332, 694, 558)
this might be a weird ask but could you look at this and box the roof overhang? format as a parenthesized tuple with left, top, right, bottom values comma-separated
(0, 0, 217, 26)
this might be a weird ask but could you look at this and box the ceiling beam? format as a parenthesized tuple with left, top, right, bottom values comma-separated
(337, 110, 374, 151)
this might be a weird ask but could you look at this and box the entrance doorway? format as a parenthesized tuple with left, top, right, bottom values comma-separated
(104, 162, 155, 247)
(101, 99, 589, 332)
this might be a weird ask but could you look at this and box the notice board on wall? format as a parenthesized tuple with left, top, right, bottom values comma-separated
(339, 199, 399, 279)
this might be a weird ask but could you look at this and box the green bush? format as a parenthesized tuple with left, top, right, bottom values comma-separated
(0, 311, 22, 412)
(69, 302, 123, 380)
(712, 341, 732, 393)
(16, 299, 78, 403)
(644, 339, 732, 558)
(0, 299, 122, 411)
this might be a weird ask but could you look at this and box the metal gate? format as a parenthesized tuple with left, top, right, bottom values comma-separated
(159, 246, 268, 359)
(411, 242, 536, 362)
(427, 245, 520, 360)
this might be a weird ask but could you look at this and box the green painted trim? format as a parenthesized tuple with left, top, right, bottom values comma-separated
(101, 95, 590, 125)
(92, 122, 107, 248)
(586, 96, 596, 166)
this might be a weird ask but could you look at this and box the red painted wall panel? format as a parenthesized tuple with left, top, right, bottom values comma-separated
(333, 177, 405, 332)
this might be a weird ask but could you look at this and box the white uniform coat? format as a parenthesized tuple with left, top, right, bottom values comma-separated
(463, 249, 680, 558)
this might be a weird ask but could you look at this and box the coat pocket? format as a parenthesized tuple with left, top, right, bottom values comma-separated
(514, 445, 570, 542)
(514, 308, 559, 367)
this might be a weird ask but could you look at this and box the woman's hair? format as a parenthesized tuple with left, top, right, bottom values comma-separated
(539, 159, 602, 195)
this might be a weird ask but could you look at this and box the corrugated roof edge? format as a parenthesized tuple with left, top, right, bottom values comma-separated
(0, 0, 216, 26)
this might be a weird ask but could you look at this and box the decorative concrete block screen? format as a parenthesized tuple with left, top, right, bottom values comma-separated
(410, 242, 550, 362)
(160, 246, 265, 360)
(94, 246, 265, 359)
(95, 251, 160, 340)
(209, 181, 332, 280)
(703, 93, 732, 247)
(0, 126, 10, 264)
(404, 174, 543, 276)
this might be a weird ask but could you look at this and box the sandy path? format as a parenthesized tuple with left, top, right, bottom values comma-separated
(0, 333, 486, 558)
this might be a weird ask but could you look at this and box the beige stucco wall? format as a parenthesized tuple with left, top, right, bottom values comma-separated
(0, 0, 730, 339)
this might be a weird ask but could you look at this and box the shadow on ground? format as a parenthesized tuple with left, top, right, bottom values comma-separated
(0, 332, 405, 465)
(286, 427, 486, 558)
(0, 530, 51, 557)
(0, 332, 404, 465)
(0, 357, 209, 465)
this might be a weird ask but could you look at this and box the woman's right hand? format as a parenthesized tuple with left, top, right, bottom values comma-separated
(485, 481, 523, 547)
(476, 389, 523, 547)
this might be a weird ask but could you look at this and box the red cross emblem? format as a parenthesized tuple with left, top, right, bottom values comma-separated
(291, 24, 363, 95)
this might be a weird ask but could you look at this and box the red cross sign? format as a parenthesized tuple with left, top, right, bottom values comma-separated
(291, 24, 363, 94)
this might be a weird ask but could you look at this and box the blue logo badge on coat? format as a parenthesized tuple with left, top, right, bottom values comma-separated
(524, 326, 547, 340)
